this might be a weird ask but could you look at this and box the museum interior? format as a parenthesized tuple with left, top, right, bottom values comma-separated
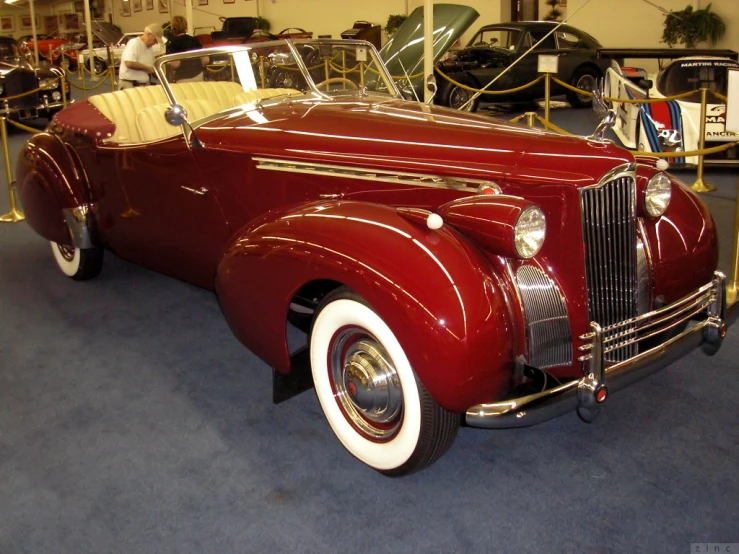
(0, 0, 737, 552)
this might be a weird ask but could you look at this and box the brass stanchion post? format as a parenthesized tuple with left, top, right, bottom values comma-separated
(525, 111, 536, 127)
(544, 73, 551, 123)
(728, 175, 739, 307)
(109, 66, 115, 93)
(690, 87, 716, 193)
(259, 57, 265, 89)
(61, 73, 68, 107)
(0, 115, 24, 223)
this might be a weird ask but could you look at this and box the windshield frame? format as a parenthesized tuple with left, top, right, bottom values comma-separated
(154, 38, 402, 107)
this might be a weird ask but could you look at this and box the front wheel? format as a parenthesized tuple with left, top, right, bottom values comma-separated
(51, 242, 103, 281)
(437, 74, 480, 112)
(309, 287, 459, 476)
(566, 67, 600, 108)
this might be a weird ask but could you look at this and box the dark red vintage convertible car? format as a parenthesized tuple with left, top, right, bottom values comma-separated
(16, 39, 729, 475)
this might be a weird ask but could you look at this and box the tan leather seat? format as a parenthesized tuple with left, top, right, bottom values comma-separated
(88, 81, 301, 144)
(135, 99, 219, 142)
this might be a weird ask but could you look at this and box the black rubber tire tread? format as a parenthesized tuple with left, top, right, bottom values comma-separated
(566, 66, 600, 108)
(381, 374, 460, 477)
(74, 247, 104, 281)
(311, 286, 459, 477)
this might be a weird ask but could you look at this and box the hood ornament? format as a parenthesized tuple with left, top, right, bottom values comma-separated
(588, 79, 616, 142)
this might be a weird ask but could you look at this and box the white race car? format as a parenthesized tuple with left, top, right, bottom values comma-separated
(604, 54, 738, 166)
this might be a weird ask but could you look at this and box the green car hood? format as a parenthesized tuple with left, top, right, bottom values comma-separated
(379, 4, 479, 81)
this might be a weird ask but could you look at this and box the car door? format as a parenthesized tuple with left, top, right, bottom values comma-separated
(512, 30, 557, 98)
(553, 30, 589, 90)
(95, 136, 231, 289)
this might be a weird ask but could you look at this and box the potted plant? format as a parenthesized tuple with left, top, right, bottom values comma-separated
(662, 3, 726, 48)
(384, 14, 407, 38)
(543, 0, 563, 21)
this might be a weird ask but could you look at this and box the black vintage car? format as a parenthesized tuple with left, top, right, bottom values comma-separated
(435, 21, 611, 111)
(0, 36, 69, 121)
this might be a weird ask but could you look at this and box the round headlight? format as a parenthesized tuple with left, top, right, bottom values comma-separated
(514, 205, 546, 259)
(52, 91, 62, 101)
(645, 172, 672, 217)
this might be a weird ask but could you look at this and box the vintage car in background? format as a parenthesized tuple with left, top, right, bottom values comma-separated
(604, 53, 739, 166)
(0, 36, 69, 120)
(380, 3, 479, 102)
(16, 39, 729, 475)
(434, 21, 611, 111)
(196, 17, 313, 47)
(380, 7, 609, 111)
(21, 34, 70, 61)
(78, 31, 164, 74)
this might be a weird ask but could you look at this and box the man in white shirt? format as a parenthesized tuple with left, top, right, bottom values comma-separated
(118, 23, 163, 89)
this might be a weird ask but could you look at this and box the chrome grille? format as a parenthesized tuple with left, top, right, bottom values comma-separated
(516, 265, 572, 369)
(580, 174, 637, 362)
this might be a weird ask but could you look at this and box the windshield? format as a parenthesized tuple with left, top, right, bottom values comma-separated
(0, 41, 21, 58)
(657, 58, 739, 103)
(158, 39, 401, 101)
(468, 28, 521, 50)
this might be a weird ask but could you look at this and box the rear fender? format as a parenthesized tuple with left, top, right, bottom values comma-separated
(16, 132, 94, 246)
(216, 200, 521, 413)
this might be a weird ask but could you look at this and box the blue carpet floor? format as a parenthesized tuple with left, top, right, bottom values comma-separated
(0, 78, 737, 553)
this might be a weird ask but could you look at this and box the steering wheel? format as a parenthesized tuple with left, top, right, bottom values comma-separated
(315, 77, 359, 90)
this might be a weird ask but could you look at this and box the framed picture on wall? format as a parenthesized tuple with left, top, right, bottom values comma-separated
(63, 13, 81, 31)
(223, 0, 234, 4)
(132, 0, 142, 11)
(145, 0, 153, 9)
(19, 15, 41, 30)
(198, 0, 207, 5)
(158, 0, 168, 13)
(120, 0, 131, 16)
(0, 16, 14, 32)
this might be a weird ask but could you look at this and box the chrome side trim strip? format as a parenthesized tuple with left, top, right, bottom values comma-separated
(253, 157, 497, 192)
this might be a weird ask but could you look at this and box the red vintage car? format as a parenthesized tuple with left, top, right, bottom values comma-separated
(22, 34, 70, 61)
(16, 40, 729, 476)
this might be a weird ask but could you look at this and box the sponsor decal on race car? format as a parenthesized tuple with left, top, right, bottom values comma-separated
(705, 105, 739, 141)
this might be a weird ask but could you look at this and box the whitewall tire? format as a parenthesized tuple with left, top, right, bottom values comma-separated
(309, 287, 458, 476)
(50, 241, 103, 281)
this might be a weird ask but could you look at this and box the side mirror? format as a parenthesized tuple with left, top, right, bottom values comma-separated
(165, 104, 187, 126)
(638, 79, 653, 97)
(425, 74, 437, 104)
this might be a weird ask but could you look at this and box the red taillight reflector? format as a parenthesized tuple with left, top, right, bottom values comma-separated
(596, 387, 608, 403)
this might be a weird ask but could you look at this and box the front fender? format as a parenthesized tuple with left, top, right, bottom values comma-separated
(216, 200, 520, 413)
(16, 132, 92, 246)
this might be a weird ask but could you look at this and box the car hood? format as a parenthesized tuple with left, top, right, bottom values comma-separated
(379, 4, 479, 82)
(0, 59, 33, 75)
(197, 97, 632, 187)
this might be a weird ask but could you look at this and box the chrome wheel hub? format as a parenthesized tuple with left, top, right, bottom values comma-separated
(576, 75, 596, 103)
(450, 87, 474, 111)
(331, 331, 403, 440)
(57, 243, 75, 262)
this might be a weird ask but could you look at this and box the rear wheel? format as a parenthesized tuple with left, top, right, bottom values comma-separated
(309, 287, 459, 476)
(51, 242, 103, 281)
(87, 57, 107, 75)
(566, 67, 599, 108)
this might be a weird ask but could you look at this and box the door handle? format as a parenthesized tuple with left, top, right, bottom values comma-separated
(181, 185, 208, 196)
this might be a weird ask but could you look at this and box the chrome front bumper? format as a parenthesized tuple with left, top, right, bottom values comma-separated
(466, 271, 729, 429)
